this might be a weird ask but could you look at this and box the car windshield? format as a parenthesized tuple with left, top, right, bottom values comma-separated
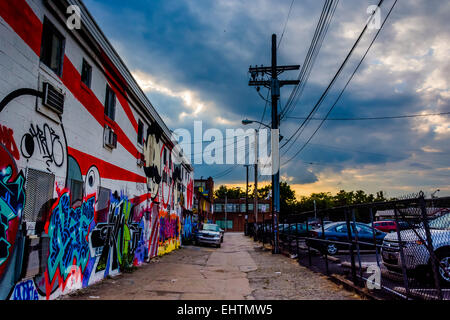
(203, 224, 219, 231)
(429, 214, 450, 230)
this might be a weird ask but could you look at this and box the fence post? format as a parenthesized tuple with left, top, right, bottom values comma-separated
(262, 220, 265, 245)
(288, 219, 292, 254)
(345, 209, 357, 285)
(393, 205, 411, 299)
(419, 195, 443, 300)
(306, 218, 312, 266)
(296, 221, 299, 258)
(320, 214, 329, 276)
(370, 207, 381, 267)
(352, 209, 363, 285)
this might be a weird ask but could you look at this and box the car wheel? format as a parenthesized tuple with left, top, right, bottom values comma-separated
(437, 250, 450, 287)
(217, 243, 221, 248)
(326, 244, 338, 256)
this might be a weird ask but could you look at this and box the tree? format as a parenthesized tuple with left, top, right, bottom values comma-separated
(256, 182, 297, 218)
(214, 185, 245, 199)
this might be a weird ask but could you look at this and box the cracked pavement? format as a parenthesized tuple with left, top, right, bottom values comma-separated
(63, 233, 360, 300)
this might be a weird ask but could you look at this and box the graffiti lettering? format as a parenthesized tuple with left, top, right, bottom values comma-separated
(91, 196, 142, 272)
(11, 279, 39, 300)
(0, 165, 25, 273)
(182, 214, 196, 242)
(0, 125, 20, 160)
(21, 123, 65, 171)
(45, 192, 95, 282)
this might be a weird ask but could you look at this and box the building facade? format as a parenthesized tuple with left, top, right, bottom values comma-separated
(214, 199, 272, 232)
(0, 0, 194, 300)
(193, 177, 214, 223)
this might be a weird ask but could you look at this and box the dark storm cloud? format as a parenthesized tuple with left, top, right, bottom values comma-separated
(83, 0, 450, 195)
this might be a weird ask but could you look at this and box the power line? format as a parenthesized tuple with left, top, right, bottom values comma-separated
(278, 0, 296, 49)
(281, 0, 386, 154)
(258, 89, 271, 130)
(283, 0, 399, 167)
(285, 112, 450, 121)
(281, 0, 336, 119)
(280, 0, 339, 121)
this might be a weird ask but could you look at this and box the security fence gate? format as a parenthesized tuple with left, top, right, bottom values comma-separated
(246, 194, 450, 300)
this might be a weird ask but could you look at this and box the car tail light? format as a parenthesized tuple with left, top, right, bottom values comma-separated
(309, 230, 319, 238)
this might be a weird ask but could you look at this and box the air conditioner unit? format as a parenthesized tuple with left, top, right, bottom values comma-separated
(104, 126, 117, 149)
(43, 82, 64, 114)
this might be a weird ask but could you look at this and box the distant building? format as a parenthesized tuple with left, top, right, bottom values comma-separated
(213, 198, 272, 232)
(194, 177, 215, 223)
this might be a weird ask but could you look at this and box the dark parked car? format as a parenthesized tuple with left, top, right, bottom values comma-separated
(281, 223, 314, 237)
(306, 222, 387, 255)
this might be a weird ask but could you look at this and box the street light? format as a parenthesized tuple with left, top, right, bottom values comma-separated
(431, 189, 440, 208)
(242, 119, 271, 129)
(242, 119, 284, 141)
(431, 189, 440, 199)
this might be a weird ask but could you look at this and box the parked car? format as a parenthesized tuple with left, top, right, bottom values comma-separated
(373, 220, 411, 233)
(194, 224, 222, 248)
(382, 213, 450, 286)
(306, 221, 386, 256)
(282, 223, 314, 237)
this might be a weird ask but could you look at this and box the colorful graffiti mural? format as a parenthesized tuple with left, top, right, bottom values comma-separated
(0, 144, 25, 279)
(91, 194, 142, 273)
(0, 125, 20, 161)
(158, 212, 180, 256)
(0, 0, 195, 301)
(45, 190, 95, 286)
(10, 279, 39, 300)
(182, 214, 196, 242)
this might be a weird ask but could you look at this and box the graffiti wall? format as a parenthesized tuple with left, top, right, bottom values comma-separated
(0, 0, 194, 300)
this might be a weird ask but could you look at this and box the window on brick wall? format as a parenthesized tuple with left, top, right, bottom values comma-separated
(81, 59, 92, 88)
(104, 85, 116, 120)
(40, 18, 65, 76)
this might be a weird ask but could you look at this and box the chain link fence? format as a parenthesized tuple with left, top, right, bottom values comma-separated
(246, 194, 450, 300)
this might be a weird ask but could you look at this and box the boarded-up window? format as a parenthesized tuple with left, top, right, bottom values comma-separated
(96, 187, 111, 223)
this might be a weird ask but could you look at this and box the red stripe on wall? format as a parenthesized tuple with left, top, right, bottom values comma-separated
(131, 193, 152, 206)
(109, 80, 139, 133)
(0, 2, 141, 159)
(68, 147, 146, 183)
(62, 57, 140, 159)
(0, 0, 42, 56)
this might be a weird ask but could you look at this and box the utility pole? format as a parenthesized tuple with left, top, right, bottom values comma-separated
(244, 165, 250, 236)
(248, 34, 300, 254)
(225, 194, 228, 232)
(254, 130, 259, 241)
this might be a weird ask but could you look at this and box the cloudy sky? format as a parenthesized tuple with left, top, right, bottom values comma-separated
(83, 0, 450, 198)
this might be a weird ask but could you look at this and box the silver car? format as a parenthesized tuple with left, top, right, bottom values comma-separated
(381, 213, 450, 285)
(194, 224, 222, 248)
